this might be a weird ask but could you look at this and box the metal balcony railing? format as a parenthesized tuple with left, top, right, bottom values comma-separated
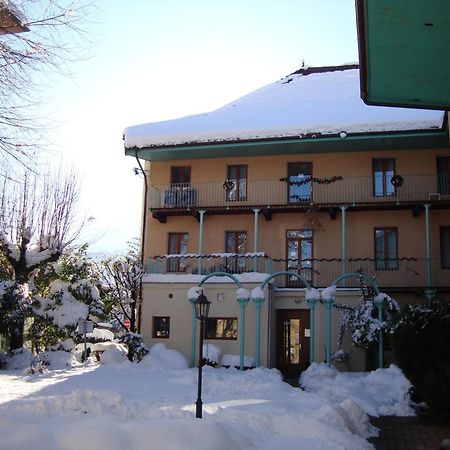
(149, 174, 450, 209)
(146, 255, 450, 289)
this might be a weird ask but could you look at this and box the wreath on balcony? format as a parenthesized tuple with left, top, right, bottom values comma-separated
(223, 180, 235, 190)
(390, 175, 403, 187)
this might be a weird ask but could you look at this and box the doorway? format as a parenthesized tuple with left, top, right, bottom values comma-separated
(276, 309, 310, 378)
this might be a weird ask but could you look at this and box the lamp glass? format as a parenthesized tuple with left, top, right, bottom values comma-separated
(194, 292, 211, 320)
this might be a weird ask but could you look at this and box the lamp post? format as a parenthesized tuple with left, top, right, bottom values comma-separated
(194, 291, 211, 418)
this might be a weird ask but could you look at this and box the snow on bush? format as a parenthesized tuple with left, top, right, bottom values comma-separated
(4, 348, 33, 370)
(141, 343, 188, 370)
(87, 328, 114, 341)
(300, 362, 414, 417)
(203, 344, 221, 365)
(99, 346, 128, 365)
(221, 354, 255, 368)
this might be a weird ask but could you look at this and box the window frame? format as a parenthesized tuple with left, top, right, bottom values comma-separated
(372, 158, 396, 197)
(205, 317, 238, 340)
(152, 316, 170, 339)
(440, 226, 450, 270)
(436, 156, 450, 195)
(170, 166, 191, 186)
(374, 227, 399, 271)
(287, 162, 313, 203)
(225, 231, 247, 274)
(167, 232, 189, 273)
(226, 164, 248, 202)
(285, 229, 314, 286)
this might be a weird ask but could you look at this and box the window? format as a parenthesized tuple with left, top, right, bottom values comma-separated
(171, 166, 191, 186)
(286, 230, 313, 285)
(225, 231, 247, 273)
(164, 167, 195, 207)
(374, 228, 398, 270)
(226, 165, 247, 201)
(167, 233, 189, 272)
(205, 318, 238, 340)
(440, 226, 450, 269)
(287, 162, 312, 203)
(437, 156, 450, 195)
(153, 316, 170, 338)
(373, 158, 395, 197)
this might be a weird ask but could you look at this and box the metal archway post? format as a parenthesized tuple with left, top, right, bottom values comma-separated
(188, 272, 244, 367)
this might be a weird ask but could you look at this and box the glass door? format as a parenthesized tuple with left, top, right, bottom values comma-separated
(287, 162, 312, 203)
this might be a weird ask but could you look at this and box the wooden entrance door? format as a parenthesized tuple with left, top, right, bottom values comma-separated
(276, 309, 310, 378)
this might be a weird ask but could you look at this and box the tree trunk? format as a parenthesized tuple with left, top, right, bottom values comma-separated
(9, 317, 24, 351)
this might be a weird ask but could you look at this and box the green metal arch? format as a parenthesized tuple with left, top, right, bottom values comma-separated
(199, 271, 242, 288)
(330, 272, 380, 295)
(260, 271, 312, 290)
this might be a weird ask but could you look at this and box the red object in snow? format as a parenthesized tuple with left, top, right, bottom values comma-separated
(123, 319, 131, 330)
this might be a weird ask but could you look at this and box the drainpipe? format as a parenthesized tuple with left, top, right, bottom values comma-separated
(252, 297, 264, 367)
(198, 210, 206, 275)
(135, 152, 148, 333)
(423, 204, 435, 300)
(253, 209, 260, 272)
(340, 206, 347, 286)
(306, 298, 317, 364)
(324, 297, 335, 366)
(189, 299, 197, 367)
(237, 297, 249, 370)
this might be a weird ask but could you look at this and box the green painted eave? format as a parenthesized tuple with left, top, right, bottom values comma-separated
(356, 0, 450, 110)
(125, 129, 449, 162)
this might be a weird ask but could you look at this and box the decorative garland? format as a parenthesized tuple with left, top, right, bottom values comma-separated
(279, 175, 343, 186)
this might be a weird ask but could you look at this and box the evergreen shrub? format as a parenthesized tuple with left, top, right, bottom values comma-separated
(391, 301, 450, 414)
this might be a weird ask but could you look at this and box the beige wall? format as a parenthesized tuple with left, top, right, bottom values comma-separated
(141, 281, 269, 367)
(144, 147, 450, 261)
(148, 148, 450, 185)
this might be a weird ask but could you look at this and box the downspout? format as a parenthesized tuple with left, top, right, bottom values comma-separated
(340, 206, 347, 286)
(135, 151, 148, 333)
(424, 204, 435, 300)
(198, 210, 206, 274)
(253, 208, 260, 272)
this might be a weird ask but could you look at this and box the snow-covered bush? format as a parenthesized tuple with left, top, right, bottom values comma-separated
(119, 331, 148, 362)
(141, 343, 188, 370)
(335, 293, 399, 349)
(391, 301, 450, 414)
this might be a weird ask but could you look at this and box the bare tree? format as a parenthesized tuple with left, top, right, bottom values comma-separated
(100, 241, 148, 361)
(0, 0, 93, 177)
(0, 168, 82, 350)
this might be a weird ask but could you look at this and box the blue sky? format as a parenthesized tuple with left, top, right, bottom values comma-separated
(40, 0, 358, 255)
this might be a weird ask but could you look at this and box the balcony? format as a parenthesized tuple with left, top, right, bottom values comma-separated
(149, 174, 450, 214)
(146, 255, 450, 290)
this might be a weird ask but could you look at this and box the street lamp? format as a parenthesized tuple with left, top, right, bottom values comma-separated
(194, 291, 211, 418)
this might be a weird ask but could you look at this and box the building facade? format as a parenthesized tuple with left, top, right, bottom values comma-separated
(124, 66, 450, 376)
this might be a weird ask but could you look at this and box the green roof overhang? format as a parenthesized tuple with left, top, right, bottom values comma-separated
(356, 0, 450, 110)
(125, 127, 449, 162)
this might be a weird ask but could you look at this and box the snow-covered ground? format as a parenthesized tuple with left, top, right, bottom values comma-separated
(0, 346, 414, 450)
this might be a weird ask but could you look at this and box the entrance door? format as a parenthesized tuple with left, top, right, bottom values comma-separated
(276, 309, 310, 378)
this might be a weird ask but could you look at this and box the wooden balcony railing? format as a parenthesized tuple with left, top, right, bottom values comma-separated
(149, 174, 450, 210)
(146, 255, 450, 289)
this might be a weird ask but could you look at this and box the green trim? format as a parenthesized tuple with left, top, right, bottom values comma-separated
(126, 130, 448, 162)
(357, 0, 450, 109)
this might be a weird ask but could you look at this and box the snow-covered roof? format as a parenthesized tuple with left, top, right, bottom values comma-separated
(124, 65, 446, 150)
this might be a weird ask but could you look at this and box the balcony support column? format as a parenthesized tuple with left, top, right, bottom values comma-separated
(253, 208, 261, 272)
(198, 210, 206, 275)
(340, 206, 348, 285)
(324, 297, 335, 366)
(306, 298, 317, 364)
(423, 204, 436, 300)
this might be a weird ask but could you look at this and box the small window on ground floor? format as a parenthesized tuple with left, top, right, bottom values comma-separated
(153, 316, 170, 338)
(205, 317, 238, 340)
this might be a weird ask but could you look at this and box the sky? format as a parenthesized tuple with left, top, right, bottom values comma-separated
(38, 0, 359, 255)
